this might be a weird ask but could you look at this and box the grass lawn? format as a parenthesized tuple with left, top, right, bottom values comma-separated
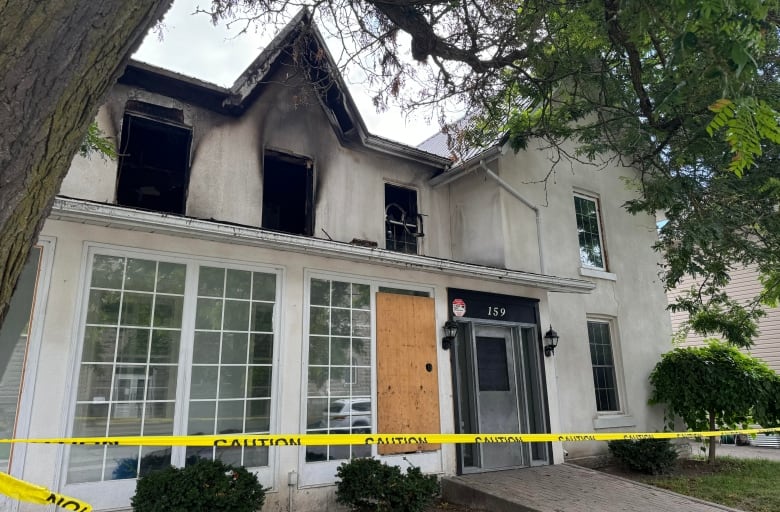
(635, 458, 780, 512)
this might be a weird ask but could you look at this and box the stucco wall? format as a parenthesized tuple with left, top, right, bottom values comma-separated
(58, 70, 451, 261)
(472, 142, 672, 459)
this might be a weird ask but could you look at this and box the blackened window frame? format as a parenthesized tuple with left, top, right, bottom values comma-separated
(116, 111, 193, 215)
(384, 183, 421, 254)
(261, 150, 315, 237)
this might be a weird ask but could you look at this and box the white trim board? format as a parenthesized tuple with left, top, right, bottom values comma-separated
(50, 197, 595, 295)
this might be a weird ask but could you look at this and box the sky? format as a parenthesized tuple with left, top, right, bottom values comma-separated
(132, 0, 447, 146)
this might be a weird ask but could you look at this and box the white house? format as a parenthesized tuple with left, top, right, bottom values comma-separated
(1, 12, 671, 511)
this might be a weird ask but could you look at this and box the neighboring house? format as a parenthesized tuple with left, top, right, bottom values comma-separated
(668, 266, 780, 372)
(0, 12, 671, 512)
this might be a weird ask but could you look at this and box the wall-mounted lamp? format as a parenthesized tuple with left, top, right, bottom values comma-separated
(442, 320, 458, 350)
(543, 325, 559, 357)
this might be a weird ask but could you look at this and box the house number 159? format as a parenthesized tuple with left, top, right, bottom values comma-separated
(487, 306, 506, 317)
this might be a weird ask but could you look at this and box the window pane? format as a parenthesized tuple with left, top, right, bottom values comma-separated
(124, 259, 156, 291)
(90, 255, 124, 289)
(198, 267, 224, 297)
(157, 262, 186, 294)
(196, 298, 223, 330)
(193, 332, 220, 364)
(251, 303, 274, 332)
(225, 269, 251, 299)
(121, 293, 153, 326)
(252, 272, 276, 301)
(116, 328, 149, 363)
(82, 327, 117, 363)
(219, 367, 247, 399)
(150, 329, 180, 364)
(310, 279, 330, 306)
(222, 332, 248, 364)
(249, 333, 273, 364)
(309, 337, 329, 366)
(191, 366, 219, 399)
(86, 290, 121, 324)
(224, 300, 250, 331)
(154, 295, 184, 328)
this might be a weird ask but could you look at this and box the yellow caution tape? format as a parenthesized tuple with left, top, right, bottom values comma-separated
(0, 472, 91, 512)
(1, 427, 779, 447)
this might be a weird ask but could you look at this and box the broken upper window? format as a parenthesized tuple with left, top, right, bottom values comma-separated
(262, 150, 314, 236)
(116, 109, 192, 215)
(385, 184, 422, 254)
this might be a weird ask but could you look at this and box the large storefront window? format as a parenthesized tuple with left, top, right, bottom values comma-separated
(67, 252, 278, 484)
(305, 278, 372, 462)
(0, 246, 42, 470)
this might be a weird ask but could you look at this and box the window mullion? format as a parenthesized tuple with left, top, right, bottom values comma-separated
(170, 261, 200, 467)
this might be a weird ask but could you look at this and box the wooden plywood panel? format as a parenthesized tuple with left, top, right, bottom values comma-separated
(376, 293, 440, 455)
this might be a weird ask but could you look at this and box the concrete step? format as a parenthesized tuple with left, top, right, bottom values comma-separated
(441, 474, 539, 512)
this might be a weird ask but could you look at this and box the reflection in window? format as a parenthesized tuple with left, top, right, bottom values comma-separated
(186, 267, 276, 468)
(69, 255, 184, 483)
(306, 278, 372, 462)
(0, 246, 42, 470)
(68, 254, 278, 484)
(574, 195, 606, 269)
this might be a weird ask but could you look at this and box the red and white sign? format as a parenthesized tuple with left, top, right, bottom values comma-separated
(452, 298, 466, 317)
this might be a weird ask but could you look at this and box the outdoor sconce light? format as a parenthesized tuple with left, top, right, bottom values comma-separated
(442, 320, 458, 350)
(543, 325, 559, 357)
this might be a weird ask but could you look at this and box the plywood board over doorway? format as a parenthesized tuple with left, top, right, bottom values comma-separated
(376, 293, 441, 455)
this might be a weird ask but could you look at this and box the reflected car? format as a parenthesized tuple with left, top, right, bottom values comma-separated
(326, 398, 371, 433)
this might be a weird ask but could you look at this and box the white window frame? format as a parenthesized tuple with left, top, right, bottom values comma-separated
(59, 243, 283, 510)
(585, 317, 627, 418)
(298, 269, 441, 487)
(2, 238, 56, 512)
(573, 192, 607, 271)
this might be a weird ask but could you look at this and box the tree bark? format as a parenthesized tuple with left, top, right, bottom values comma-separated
(0, 0, 174, 327)
(708, 409, 717, 464)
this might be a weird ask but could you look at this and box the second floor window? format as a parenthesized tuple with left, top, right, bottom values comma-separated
(385, 184, 422, 254)
(116, 112, 192, 215)
(574, 194, 606, 270)
(262, 150, 314, 236)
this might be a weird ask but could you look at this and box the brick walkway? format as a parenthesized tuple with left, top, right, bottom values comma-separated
(442, 463, 743, 512)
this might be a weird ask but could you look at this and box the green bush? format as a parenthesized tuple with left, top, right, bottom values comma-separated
(608, 438, 678, 474)
(131, 458, 266, 512)
(335, 457, 439, 512)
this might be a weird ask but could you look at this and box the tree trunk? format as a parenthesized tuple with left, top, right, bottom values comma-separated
(708, 409, 717, 464)
(0, 0, 173, 327)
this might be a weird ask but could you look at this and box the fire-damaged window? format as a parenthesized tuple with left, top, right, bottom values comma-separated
(262, 150, 314, 236)
(116, 110, 192, 214)
(385, 184, 422, 254)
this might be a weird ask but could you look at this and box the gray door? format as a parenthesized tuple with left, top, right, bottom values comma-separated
(473, 325, 526, 469)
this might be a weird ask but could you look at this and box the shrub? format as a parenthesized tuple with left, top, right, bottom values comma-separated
(131, 458, 266, 512)
(608, 438, 678, 474)
(335, 457, 439, 512)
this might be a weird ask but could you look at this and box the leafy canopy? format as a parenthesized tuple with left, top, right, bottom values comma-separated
(649, 341, 780, 432)
(208, 0, 780, 346)
(649, 341, 780, 461)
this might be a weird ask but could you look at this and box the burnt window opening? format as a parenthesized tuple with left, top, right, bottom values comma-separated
(116, 113, 192, 214)
(385, 184, 423, 254)
(262, 150, 314, 236)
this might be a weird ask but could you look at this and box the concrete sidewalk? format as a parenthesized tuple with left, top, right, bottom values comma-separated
(442, 464, 743, 512)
